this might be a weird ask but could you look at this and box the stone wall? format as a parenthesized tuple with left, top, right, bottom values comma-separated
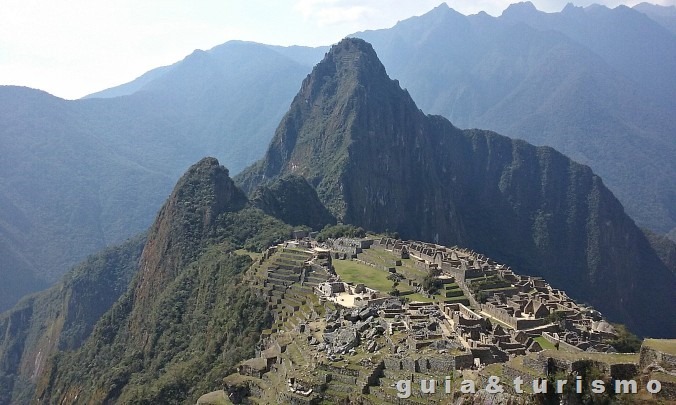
(279, 392, 321, 405)
(523, 355, 547, 374)
(542, 332, 583, 352)
(608, 363, 638, 380)
(317, 363, 360, 377)
(514, 318, 546, 330)
(640, 345, 676, 371)
(382, 354, 473, 373)
(640, 375, 676, 401)
(480, 303, 546, 330)
(327, 372, 358, 385)
(364, 361, 385, 388)
(470, 348, 494, 365)
(500, 364, 541, 396)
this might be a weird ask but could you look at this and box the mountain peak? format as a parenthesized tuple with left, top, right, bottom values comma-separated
(132, 157, 247, 326)
(237, 37, 416, 215)
(501, 1, 539, 18)
(312, 37, 387, 87)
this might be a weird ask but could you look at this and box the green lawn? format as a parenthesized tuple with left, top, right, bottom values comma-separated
(406, 293, 436, 303)
(534, 336, 556, 350)
(333, 260, 401, 293)
(643, 339, 676, 355)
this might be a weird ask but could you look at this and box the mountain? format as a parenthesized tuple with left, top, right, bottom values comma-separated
(81, 3, 676, 236)
(0, 157, 333, 404)
(0, 235, 145, 404)
(352, 3, 676, 236)
(3, 3, 675, 313)
(0, 42, 322, 311)
(2, 34, 674, 404)
(0, 86, 173, 311)
(643, 228, 676, 276)
(499, 2, 676, 108)
(238, 38, 676, 338)
(26, 158, 323, 404)
(250, 175, 336, 230)
(633, 2, 676, 34)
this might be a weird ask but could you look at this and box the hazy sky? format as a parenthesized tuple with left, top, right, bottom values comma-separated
(1, 0, 673, 99)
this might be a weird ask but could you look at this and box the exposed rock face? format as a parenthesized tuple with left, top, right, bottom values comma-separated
(324, 327, 359, 353)
(237, 38, 676, 337)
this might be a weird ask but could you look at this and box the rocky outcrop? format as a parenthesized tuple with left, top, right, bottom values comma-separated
(250, 175, 336, 230)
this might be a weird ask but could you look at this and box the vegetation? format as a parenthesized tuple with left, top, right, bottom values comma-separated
(422, 268, 443, 294)
(643, 228, 676, 275)
(643, 339, 676, 355)
(607, 324, 642, 353)
(216, 208, 292, 252)
(332, 260, 394, 292)
(317, 224, 366, 241)
(250, 175, 336, 230)
(0, 234, 146, 404)
(24, 158, 304, 404)
(545, 310, 568, 325)
(36, 247, 271, 404)
(533, 336, 556, 351)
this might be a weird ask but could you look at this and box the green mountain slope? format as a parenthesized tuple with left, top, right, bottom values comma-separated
(250, 175, 336, 230)
(238, 38, 676, 338)
(0, 235, 145, 404)
(29, 158, 299, 404)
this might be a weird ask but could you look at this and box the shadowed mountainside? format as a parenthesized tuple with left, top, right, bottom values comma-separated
(238, 38, 676, 337)
(353, 3, 676, 235)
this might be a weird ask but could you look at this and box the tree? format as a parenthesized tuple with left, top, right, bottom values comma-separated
(608, 324, 642, 353)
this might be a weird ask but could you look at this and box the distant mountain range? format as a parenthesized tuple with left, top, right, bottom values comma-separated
(353, 2, 676, 237)
(0, 43, 316, 310)
(1, 37, 673, 405)
(634, 2, 676, 34)
(0, 2, 674, 313)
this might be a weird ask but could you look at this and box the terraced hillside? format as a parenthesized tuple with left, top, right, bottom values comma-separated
(198, 236, 673, 404)
(247, 246, 331, 338)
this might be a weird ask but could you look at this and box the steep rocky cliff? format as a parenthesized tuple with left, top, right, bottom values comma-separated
(25, 158, 293, 404)
(238, 38, 676, 337)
